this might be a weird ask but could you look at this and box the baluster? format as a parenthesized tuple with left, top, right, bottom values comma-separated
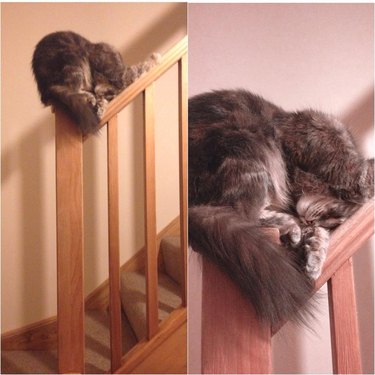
(107, 115, 123, 371)
(55, 108, 85, 374)
(178, 53, 188, 306)
(144, 83, 159, 339)
(328, 258, 362, 374)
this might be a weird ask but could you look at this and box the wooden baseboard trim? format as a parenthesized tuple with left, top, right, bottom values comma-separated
(1, 316, 57, 351)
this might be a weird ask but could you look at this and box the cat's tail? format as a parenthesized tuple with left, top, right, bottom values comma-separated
(49, 89, 100, 135)
(189, 205, 315, 326)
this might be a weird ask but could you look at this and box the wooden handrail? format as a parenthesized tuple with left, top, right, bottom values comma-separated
(314, 199, 374, 291)
(95, 36, 188, 131)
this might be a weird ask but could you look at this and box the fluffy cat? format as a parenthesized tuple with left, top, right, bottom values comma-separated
(189, 89, 373, 325)
(32, 31, 160, 134)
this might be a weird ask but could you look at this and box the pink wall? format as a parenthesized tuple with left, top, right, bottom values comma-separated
(188, 4, 374, 374)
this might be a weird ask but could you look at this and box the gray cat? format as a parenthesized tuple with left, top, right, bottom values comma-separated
(32, 31, 160, 134)
(189, 89, 373, 325)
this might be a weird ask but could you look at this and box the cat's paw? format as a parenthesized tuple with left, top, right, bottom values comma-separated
(84, 92, 97, 107)
(95, 98, 109, 119)
(149, 52, 162, 64)
(303, 227, 329, 280)
(280, 223, 302, 247)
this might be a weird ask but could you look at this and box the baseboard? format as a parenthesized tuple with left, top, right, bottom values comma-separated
(1, 316, 57, 351)
(2, 216, 180, 351)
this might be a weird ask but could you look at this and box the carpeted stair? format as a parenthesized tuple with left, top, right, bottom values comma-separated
(1, 310, 138, 374)
(1, 236, 182, 374)
(120, 236, 183, 341)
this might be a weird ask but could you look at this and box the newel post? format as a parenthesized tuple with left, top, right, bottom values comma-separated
(201, 229, 277, 374)
(55, 108, 85, 373)
(201, 259, 272, 374)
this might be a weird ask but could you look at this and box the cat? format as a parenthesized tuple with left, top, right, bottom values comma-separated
(32, 31, 160, 134)
(188, 89, 373, 326)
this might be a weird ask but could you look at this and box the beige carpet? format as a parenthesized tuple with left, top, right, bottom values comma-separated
(121, 271, 182, 341)
(2, 236, 183, 374)
(1, 310, 138, 374)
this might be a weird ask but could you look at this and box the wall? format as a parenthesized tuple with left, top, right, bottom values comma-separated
(1, 3, 186, 333)
(188, 4, 374, 374)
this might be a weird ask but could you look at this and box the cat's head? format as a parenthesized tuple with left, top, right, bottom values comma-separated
(332, 158, 374, 203)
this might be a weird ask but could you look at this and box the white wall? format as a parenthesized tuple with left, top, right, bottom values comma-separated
(188, 4, 374, 374)
(1, 2, 186, 333)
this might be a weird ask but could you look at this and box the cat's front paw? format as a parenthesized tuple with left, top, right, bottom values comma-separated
(95, 98, 109, 119)
(149, 52, 162, 64)
(303, 227, 329, 280)
(280, 223, 302, 248)
(84, 92, 97, 108)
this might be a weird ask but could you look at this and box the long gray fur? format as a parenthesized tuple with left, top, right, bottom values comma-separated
(189, 89, 373, 326)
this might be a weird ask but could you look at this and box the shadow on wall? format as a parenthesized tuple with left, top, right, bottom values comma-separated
(342, 87, 374, 155)
(119, 3, 186, 63)
(1, 114, 55, 326)
(2, 2, 186, 329)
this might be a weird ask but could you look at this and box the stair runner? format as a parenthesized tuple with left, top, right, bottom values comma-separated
(1, 235, 182, 374)
(120, 236, 183, 341)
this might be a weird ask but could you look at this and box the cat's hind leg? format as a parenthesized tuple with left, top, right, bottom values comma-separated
(49, 85, 96, 107)
(48, 84, 100, 134)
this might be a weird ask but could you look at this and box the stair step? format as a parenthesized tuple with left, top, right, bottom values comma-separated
(0, 310, 138, 374)
(120, 271, 182, 341)
(160, 236, 183, 285)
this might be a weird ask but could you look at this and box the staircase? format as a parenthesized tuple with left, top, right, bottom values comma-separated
(1, 235, 184, 374)
(1, 35, 188, 374)
(121, 237, 183, 342)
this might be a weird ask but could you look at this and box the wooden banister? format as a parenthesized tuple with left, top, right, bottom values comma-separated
(201, 200, 374, 374)
(55, 35, 188, 374)
(314, 199, 374, 292)
(96, 36, 188, 131)
(272, 199, 374, 335)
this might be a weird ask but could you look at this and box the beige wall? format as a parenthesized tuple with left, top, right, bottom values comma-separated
(1, 3, 186, 333)
(188, 4, 374, 374)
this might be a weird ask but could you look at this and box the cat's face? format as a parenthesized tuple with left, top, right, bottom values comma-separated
(296, 195, 346, 228)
